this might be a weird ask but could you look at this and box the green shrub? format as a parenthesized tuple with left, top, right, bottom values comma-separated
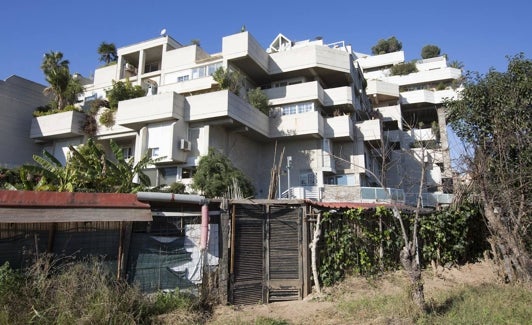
(99, 108, 116, 127)
(390, 62, 418, 76)
(247, 87, 269, 114)
(32, 104, 81, 117)
(421, 44, 441, 59)
(106, 79, 145, 109)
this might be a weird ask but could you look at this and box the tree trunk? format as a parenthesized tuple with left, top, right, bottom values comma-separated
(309, 213, 322, 294)
(481, 187, 532, 282)
(400, 244, 425, 311)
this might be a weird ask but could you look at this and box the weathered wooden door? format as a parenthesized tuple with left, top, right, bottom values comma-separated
(267, 205, 302, 301)
(230, 204, 303, 305)
(230, 204, 266, 305)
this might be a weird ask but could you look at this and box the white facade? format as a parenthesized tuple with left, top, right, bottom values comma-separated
(356, 50, 462, 205)
(21, 31, 460, 206)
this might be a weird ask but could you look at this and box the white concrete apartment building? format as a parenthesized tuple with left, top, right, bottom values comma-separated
(356, 51, 462, 205)
(28, 31, 461, 205)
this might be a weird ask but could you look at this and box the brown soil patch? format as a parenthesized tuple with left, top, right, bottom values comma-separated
(207, 259, 499, 324)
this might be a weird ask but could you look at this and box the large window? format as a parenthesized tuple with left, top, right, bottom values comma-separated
(282, 101, 315, 116)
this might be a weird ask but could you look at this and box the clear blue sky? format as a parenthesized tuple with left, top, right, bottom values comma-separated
(1, 0, 530, 85)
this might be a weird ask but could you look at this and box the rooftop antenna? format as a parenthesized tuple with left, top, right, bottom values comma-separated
(160, 28, 167, 37)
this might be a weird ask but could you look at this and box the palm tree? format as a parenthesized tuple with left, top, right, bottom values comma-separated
(41, 51, 72, 110)
(97, 42, 117, 65)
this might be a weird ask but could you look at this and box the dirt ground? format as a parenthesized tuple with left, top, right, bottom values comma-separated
(207, 259, 500, 324)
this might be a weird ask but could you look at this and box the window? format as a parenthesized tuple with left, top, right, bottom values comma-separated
(149, 147, 160, 157)
(299, 170, 316, 186)
(281, 102, 315, 115)
(182, 167, 196, 179)
(177, 75, 190, 83)
(122, 147, 132, 159)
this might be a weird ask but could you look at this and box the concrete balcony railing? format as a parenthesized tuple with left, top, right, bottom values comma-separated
(355, 119, 382, 142)
(401, 88, 458, 105)
(222, 31, 269, 74)
(386, 67, 462, 86)
(116, 92, 185, 130)
(324, 115, 354, 140)
(366, 79, 400, 99)
(264, 81, 324, 107)
(269, 110, 324, 138)
(186, 90, 270, 137)
(323, 86, 354, 108)
(30, 110, 86, 140)
(357, 51, 405, 70)
(269, 44, 351, 75)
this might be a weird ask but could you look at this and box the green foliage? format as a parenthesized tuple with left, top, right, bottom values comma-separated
(167, 182, 186, 194)
(421, 45, 441, 59)
(445, 53, 532, 262)
(449, 60, 464, 70)
(97, 42, 117, 65)
(371, 36, 402, 55)
(419, 204, 487, 266)
(19, 138, 160, 193)
(247, 87, 269, 114)
(41, 51, 83, 111)
(212, 67, 242, 95)
(319, 208, 403, 286)
(192, 148, 254, 198)
(99, 107, 116, 127)
(32, 103, 81, 117)
(318, 205, 488, 286)
(390, 61, 418, 76)
(105, 79, 145, 110)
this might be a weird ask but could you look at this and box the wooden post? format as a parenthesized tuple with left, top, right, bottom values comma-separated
(219, 211, 230, 304)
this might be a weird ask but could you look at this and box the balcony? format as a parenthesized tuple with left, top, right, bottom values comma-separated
(264, 81, 324, 107)
(366, 80, 399, 104)
(323, 86, 354, 110)
(186, 90, 269, 137)
(357, 51, 405, 70)
(116, 92, 185, 130)
(30, 110, 86, 141)
(324, 115, 354, 140)
(222, 31, 269, 79)
(269, 111, 324, 138)
(356, 119, 382, 142)
(269, 44, 351, 76)
(322, 185, 405, 203)
(386, 67, 462, 87)
(400, 88, 458, 105)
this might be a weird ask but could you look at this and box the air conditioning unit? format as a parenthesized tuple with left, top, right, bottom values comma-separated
(179, 139, 191, 151)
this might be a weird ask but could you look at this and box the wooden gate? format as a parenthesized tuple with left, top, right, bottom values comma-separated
(229, 203, 304, 305)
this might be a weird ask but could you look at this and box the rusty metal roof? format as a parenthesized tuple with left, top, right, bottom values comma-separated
(304, 199, 415, 211)
(0, 190, 152, 223)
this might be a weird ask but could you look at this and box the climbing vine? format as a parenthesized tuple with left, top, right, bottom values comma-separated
(318, 204, 488, 286)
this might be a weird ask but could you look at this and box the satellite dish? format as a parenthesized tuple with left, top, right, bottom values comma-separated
(160, 28, 167, 36)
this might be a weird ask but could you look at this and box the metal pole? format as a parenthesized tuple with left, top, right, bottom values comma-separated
(287, 156, 292, 198)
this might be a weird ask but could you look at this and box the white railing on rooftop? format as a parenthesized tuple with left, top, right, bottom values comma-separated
(281, 186, 322, 200)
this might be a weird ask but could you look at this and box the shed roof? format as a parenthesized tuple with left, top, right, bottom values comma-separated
(0, 191, 152, 223)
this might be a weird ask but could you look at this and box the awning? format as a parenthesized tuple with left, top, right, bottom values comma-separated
(0, 191, 152, 223)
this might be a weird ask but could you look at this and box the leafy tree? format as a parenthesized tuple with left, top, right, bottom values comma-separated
(40, 51, 83, 111)
(212, 67, 242, 95)
(421, 45, 441, 59)
(192, 148, 254, 198)
(97, 42, 117, 65)
(445, 53, 532, 283)
(371, 36, 402, 55)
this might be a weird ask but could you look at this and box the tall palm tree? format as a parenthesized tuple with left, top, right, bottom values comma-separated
(41, 51, 72, 110)
(97, 42, 117, 65)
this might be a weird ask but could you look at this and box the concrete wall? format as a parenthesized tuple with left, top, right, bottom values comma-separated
(0, 76, 48, 168)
